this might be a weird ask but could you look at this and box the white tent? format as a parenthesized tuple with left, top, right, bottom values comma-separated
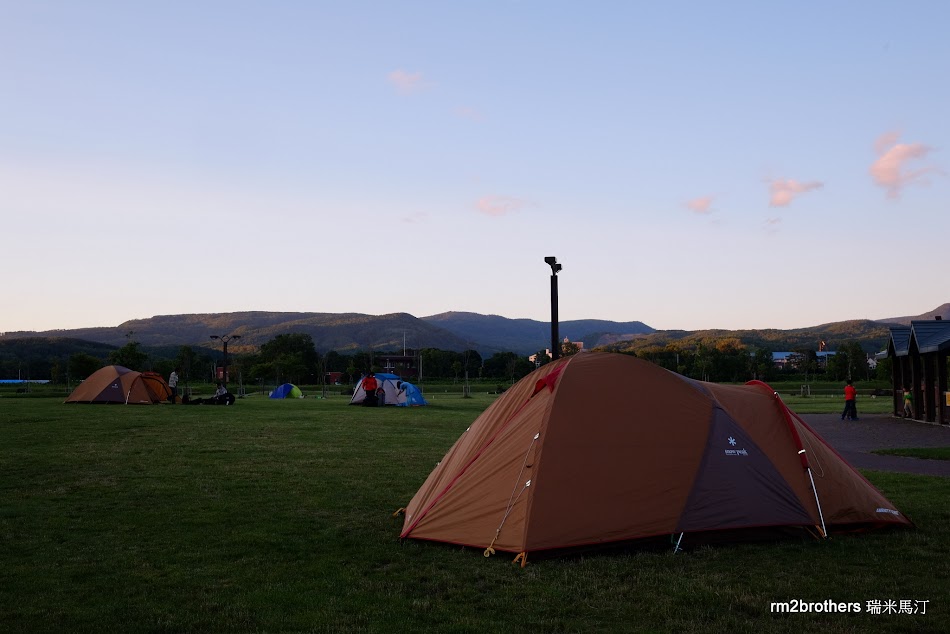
(349, 373, 426, 406)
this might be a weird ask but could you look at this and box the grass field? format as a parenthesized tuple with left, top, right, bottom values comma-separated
(872, 448, 950, 461)
(2, 394, 948, 633)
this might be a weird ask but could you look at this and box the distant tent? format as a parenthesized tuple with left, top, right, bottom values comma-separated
(400, 352, 912, 562)
(396, 381, 428, 407)
(350, 373, 427, 406)
(270, 383, 303, 399)
(65, 365, 173, 404)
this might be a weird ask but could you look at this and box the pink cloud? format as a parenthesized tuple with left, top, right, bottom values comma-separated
(476, 196, 528, 217)
(873, 131, 901, 155)
(870, 132, 941, 198)
(768, 179, 823, 207)
(387, 69, 426, 94)
(685, 195, 714, 214)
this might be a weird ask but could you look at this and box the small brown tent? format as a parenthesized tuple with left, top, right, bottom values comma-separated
(400, 352, 912, 562)
(65, 365, 173, 404)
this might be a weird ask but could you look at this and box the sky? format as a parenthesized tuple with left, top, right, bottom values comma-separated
(2, 1, 948, 334)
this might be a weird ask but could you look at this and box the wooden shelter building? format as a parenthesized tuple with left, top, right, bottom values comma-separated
(885, 319, 950, 424)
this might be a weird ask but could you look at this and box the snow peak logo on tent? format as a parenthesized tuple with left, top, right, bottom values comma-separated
(724, 436, 749, 456)
(876, 508, 901, 516)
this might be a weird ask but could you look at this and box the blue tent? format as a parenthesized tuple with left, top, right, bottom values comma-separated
(270, 383, 303, 399)
(350, 373, 427, 406)
(396, 381, 428, 407)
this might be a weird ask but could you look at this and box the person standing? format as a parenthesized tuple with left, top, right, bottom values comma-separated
(841, 379, 858, 420)
(902, 387, 914, 418)
(168, 368, 180, 404)
(362, 373, 378, 406)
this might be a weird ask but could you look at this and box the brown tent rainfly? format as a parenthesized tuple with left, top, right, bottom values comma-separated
(400, 352, 912, 564)
(65, 365, 173, 404)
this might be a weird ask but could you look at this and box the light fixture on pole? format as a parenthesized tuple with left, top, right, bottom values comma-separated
(210, 334, 241, 387)
(544, 256, 562, 360)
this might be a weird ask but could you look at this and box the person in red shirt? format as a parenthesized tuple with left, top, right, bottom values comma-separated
(362, 373, 378, 407)
(841, 380, 858, 420)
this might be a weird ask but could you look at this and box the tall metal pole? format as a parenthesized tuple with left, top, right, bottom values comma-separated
(544, 257, 562, 360)
(210, 334, 241, 388)
(550, 270, 559, 359)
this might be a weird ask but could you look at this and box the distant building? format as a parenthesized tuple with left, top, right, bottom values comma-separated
(375, 353, 419, 379)
(530, 338, 585, 366)
(771, 351, 836, 370)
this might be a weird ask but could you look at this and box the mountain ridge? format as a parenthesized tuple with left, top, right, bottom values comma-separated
(1, 303, 945, 356)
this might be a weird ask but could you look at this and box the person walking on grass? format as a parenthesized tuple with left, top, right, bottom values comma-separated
(841, 379, 858, 420)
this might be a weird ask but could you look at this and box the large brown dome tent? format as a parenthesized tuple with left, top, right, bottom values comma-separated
(399, 352, 912, 564)
(65, 365, 173, 404)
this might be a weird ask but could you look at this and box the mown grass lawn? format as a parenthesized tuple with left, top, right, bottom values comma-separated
(872, 448, 950, 461)
(1, 394, 948, 633)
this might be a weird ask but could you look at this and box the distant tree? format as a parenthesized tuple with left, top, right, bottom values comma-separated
(420, 349, 448, 379)
(534, 350, 552, 367)
(875, 357, 893, 382)
(841, 341, 869, 381)
(481, 352, 533, 382)
(261, 334, 318, 366)
(256, 334, 318, 385)
(324, 351, 348, 374)
(351, 352, 372, 376)
(788, 349, 818, 382)
(68, 353, 103, 380)
(461, 350, 483, 379)
(175, 345, 199, 382)
(826, 341, 867, 381)
(747, 348, 774, 382)
(109, 341, 148, 370)
(693, 343, 712, 381)
(560, 340, 580, 357)
(638, 345, 678, 372)
(50, 359, 64, 384)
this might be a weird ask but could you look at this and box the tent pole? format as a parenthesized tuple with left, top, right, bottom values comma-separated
(806, 467, 828, 538)
(673, 532, 684, 553)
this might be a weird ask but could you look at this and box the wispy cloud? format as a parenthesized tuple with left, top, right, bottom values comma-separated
(870, 131, 941, 198)
(475, 196, 529, 217)
(768, 178, 823, 207)
(685, 195, 715, 214)
(764, 217, 782, 233)
(387, 69, 427, 94)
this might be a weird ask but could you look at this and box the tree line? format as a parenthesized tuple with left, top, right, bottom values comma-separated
(1, 332, 893, 387)
(608, 337, 888, 383)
